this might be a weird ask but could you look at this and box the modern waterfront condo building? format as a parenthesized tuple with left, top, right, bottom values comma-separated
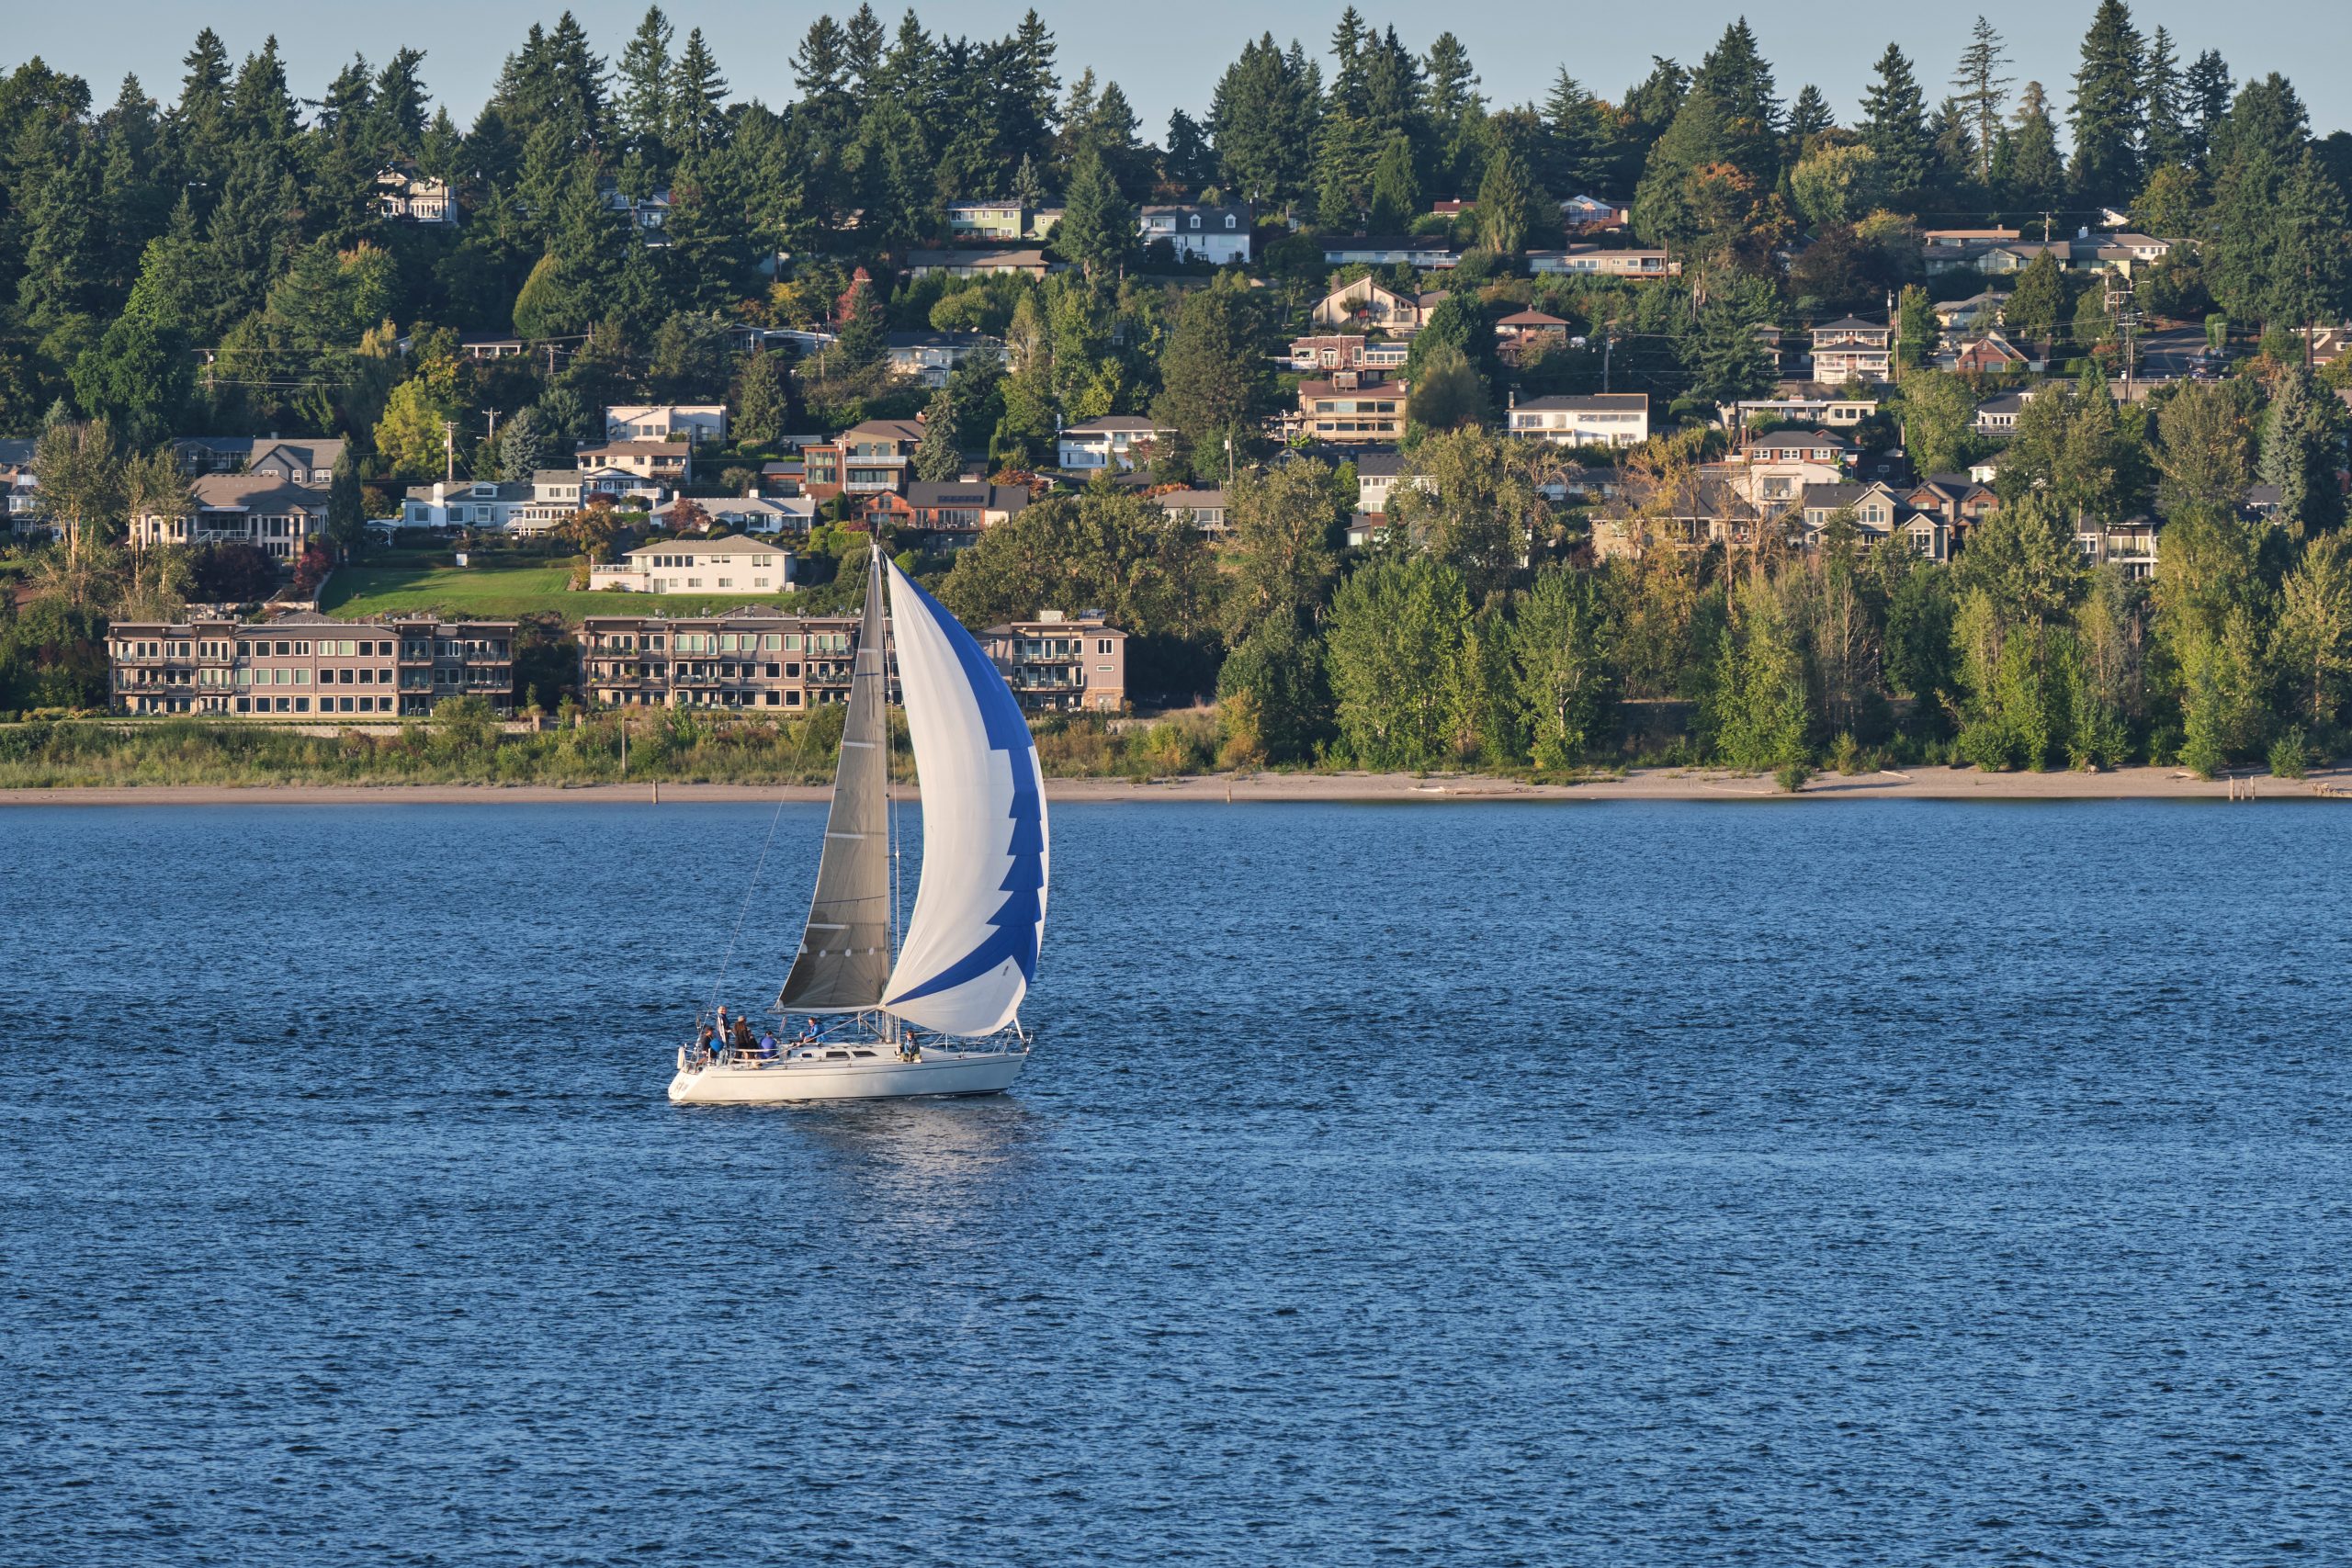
(578, 609, 866, 709)
(980, 610, 1127, 713)
(107, 610, 515, 717)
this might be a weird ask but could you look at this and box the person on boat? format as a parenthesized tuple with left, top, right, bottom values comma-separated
(730, 1015, 756, 1055)
(694, 1024, 716, 1064)
(756, 1030, 778, 1059)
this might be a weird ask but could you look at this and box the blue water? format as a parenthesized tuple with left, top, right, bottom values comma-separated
(4, 798, 2351, 1566)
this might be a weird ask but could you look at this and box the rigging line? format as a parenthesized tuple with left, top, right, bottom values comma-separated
(704, 787, 792, 1028)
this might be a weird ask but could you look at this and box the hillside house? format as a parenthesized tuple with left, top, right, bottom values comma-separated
(131, 473, 329, 558)
(1288, 333, 1411, 373)
(1318, 237, 1461, 268)
(172, 436, 344, 486)
(605, 405, 728, 444)
(1058, 416, 1175, 471)
(1527, 246, 1679, 278)
(905, 248, 1052, 279)
(1311, 276, 1451, 333)
(1139, 203, 1253, 265)
(801, 419, 925, 501)
(1810, 318, 1894, 381)
(377, 165, 457, 224)
(587, 534, 796, 593)
(884, 330, 1000, 387)
(1296, 373, 1409, 445)
(1506, 392, 1650, 447)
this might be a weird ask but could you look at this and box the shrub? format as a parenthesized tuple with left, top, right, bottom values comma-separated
(2269, 727, 2310, 780)
(1774, 761, 1813, 793)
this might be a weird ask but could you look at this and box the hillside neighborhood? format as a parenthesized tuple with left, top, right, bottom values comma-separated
(4, 3, 2352, 782)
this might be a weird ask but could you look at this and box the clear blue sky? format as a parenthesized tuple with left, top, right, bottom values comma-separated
(12, 1, 2352, 138)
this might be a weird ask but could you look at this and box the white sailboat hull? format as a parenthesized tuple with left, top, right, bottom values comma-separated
(667, 1046, 1028, 1104)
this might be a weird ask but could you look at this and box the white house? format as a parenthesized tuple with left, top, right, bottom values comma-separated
(377, 165, 457, 224)
(1058, 415, 1174, 472)
(399, 479, 536, 531)
(588, 535, 796, 593)
(1138, 203, 1252, 265)
(605, 405, 728, 444)
(1506, 393, 1651, 448)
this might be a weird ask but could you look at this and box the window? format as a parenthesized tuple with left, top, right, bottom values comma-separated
(294, 698, 310, 712)
(762, 635, 781, 650)
(1097, 639, 1113, 656)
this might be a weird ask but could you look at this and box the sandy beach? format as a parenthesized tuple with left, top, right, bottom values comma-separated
(3, 765, 2346, 807)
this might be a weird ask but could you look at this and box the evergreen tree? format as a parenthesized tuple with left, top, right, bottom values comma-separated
(1421, 32, 1484, 195)
(2261, 364, 2346, 534)
(2269, 150, 2352, 332)
(1154, 281, 1273, 456)
(2003, 82, 2066, 222)
(1367, 136, 1420, 233)
(1952, 17, 2011, 190)
(1054, 146, 1133, 278)
(16, 148, 104, 343)
(1635, 87, 1733, 250)
(1161, 110, 1213, 192)
(2069, 0, 2145, 207)
(1475, 141, 1537, 254)
(1691, 18, 1781, 181)
(913, 387, 964, 481)
(1207, 33, 1321, 209)
(1541, 72, 1611, 197)
(617, 5, 674, 160)
(733, 349, 784, 448)
(669, 28, 729, 155)
(1786, 85, 1835, 150)
(2210, 75, 2317, 326)
(1859, 43, 1933, 207)
(2141, 26, 2188, 174)
(1683, 305, 1775, 405)
(2183, 50, 2233, 172)
(847, 98, 935, 254)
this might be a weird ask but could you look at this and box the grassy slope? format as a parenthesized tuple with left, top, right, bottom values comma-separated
(321, 563, 807, 623)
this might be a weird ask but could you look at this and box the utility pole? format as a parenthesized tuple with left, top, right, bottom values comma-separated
(443, 420, 456, 482)
(484, 408, 498, 470)
(1601, 323, 1617, 394)
(2104, 275, 2141, 401)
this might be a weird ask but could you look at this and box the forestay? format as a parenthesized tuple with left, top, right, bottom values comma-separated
(778, 552, 894, 1012)
(880, 560, 1048, 1036)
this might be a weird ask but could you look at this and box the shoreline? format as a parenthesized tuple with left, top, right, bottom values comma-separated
(2, 765, 2346, 807)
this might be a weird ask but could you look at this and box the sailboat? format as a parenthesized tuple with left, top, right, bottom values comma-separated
(667, 549, 1046, 1104)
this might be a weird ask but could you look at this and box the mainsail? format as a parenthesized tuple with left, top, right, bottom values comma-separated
(778, 551, 894, 1012)
(879, 560, 1048, 1037)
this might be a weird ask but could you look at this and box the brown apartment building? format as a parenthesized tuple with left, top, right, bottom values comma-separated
(579, 610, 866, 709)
(982, 610, 1127, 713)
(108, 611, 515, 717)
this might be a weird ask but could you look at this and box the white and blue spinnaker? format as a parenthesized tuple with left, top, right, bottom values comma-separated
(879, 559, 1048, 1038)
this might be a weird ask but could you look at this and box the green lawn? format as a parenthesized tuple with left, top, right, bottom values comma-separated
(321, 563, 804, 623)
